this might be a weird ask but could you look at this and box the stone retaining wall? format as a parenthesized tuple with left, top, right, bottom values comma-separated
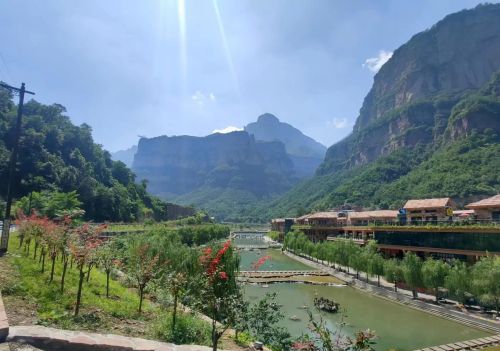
(0, 293, 8, 342)
(7, 325, 219, 351)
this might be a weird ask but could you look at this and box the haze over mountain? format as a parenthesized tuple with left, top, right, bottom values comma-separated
(132, 131, 299, 220)
(111, 145, 137, 168)
(252, 3, 500, 221)
(245, 113, 326, 177)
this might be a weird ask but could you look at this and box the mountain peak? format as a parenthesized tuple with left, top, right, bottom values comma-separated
(257, 113, 280, 124)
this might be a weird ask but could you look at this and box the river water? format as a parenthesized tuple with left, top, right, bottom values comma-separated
(238, 248, 490, 351)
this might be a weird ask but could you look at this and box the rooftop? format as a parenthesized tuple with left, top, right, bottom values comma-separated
(404, 198, 451, 209)
(466, 195, 500, 209)
(306, 211, 338, 219)
(348, 210, 399, 219)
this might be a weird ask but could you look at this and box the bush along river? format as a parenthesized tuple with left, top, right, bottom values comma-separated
(237, 247, 490, 351)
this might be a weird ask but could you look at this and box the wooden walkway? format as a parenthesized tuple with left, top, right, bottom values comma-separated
(415, 334, 500, 351)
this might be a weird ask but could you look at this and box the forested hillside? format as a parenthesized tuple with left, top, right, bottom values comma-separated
(252, 5, 500, 221)
(0, 87, 169, 222)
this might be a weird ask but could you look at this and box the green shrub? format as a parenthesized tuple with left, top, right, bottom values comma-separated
(152, 312, 211, 346)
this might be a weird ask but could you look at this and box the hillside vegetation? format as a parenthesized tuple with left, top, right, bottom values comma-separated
(0, 88, 170, 222)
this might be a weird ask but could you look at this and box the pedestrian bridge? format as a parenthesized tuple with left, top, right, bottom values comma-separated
(239, 270, 327, 278)
(230, 231, 268, 239)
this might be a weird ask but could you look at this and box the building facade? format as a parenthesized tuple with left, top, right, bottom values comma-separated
(273, 196, 500, 260)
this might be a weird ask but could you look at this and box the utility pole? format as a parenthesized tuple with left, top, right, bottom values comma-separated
(0, 82, 35, 254)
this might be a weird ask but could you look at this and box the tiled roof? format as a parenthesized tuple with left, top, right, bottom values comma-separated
(348, 210, 399, 219)
(466, 195, 500, 209)
(403, 198, 451, 209)
(296, 214, 312, 221)
(307, 211, 338, 219)
(272, 218, 285, 223)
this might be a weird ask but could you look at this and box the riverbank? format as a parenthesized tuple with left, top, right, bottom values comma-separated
(283, 250, 500, 334)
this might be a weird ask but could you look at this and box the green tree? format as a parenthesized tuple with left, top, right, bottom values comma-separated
(69, 223, 104, 316)
(96, 241, 119, 298)
(422, 258, 450, 302)
(245, 292, 291, 351)
(471, 256, 500, 315)
(368, 253, 385, 287)
(402, 252, 423, 299)
(126, 236, 160, 313)
(445, 260, 471, 305)
(384, 259, 404, 292)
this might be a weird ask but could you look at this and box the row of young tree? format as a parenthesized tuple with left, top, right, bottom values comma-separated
(14, 212, 290, 351)
(284, 230, 500, 314)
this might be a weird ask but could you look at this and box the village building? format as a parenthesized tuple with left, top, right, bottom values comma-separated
(465, 194, 500, 222)
(403, 198, 455, 224)
(347, 210, 399, 226)
(271, 218, 294, 241)
(272, 195, 500, 261)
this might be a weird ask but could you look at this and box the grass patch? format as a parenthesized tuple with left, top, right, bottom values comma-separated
(2, 234, 211, 346)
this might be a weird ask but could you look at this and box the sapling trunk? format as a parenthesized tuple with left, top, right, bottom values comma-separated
(106, 270, 110, 298)
(61, 259, 68, 293)
(138, 285, 145, 313)
(50, 255, 56, 282)
(75, 264, 85, 316)
(41, 250, 46, 273)
(86, 263, 92, 282)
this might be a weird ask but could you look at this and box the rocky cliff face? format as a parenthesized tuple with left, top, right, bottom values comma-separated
(245, 113, 326, 177)
(132, 131, 297, 199)
(319, 3, 500, 175)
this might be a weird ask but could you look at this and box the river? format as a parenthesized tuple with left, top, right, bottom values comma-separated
(238, 248, 490, 351)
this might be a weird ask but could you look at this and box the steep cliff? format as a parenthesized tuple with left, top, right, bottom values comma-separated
(245, 113, 326, 177)
(132, 131, 298, 220)
(318, 3, 500, 175)
(257, 4, 500, 220)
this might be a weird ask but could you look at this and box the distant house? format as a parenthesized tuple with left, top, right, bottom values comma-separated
(466, 195, 500, 222)
(271, 218, 294, 241)
(306, 211, 338, 227)
(452, 209, 476, 221)
(347, 210, 399, 226)
(403, 198, 455, 223)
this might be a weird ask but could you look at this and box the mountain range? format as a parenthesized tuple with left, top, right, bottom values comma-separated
(253, 3, 500, 220)
(122, 115, 325, 220)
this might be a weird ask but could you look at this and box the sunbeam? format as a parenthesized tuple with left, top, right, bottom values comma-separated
(212, 0, 240, 99)
(178, 0, 187, 95)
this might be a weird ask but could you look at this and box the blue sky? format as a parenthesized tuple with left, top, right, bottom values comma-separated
(0, 0, 493, 151)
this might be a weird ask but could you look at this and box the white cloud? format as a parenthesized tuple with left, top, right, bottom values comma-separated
(327, 117, 348, 129)
(191, 90, 216, 108)
(363, 50, 393, 73)
(212, 126, 243, 134)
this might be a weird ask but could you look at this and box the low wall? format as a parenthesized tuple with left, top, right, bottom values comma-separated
(0, 292, 8, 342)
(7, 325, 218, 351)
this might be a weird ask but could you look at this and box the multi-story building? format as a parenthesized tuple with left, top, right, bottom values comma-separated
(273, 195, 500, 261)
(403, 198, 455, 224)
(466, 194, 500, 222)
